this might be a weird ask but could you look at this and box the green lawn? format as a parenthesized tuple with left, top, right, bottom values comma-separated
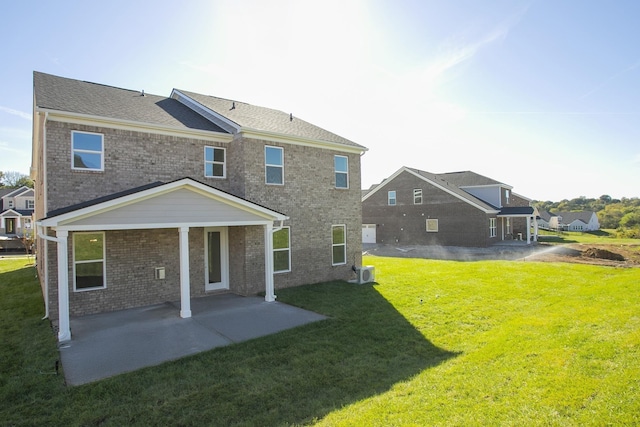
(1, 256, 639, 426)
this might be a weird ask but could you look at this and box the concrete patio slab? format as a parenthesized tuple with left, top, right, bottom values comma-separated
(59, 294, 326, 386)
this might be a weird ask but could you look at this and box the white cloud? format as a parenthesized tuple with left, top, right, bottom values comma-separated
(0, 106, 31, 121)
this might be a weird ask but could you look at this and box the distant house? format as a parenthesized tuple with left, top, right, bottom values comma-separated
(32, 71, 367, 342)
(543, 211, 600, 232)
(0, 186, 34, 251)
(362, 166, 538, 247)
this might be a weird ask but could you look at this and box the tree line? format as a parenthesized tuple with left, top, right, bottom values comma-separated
(534, 195, 640, 238)
(0, 171, 33, 189)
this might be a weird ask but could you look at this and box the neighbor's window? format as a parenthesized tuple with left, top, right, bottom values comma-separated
(489, 218, 497, 238)
(273, 227, 291, 273)
(388, 190, 396, 206)
(414, 188, 423, 205)
(505, 189, 510, 205)
(72, 131, 104, 171)
(334, 155, 349, 189)
(265, 146, 284, 185)
(204, 146, 226, 178)
(8, 200, 14, 208)
(506, 218, 511, 235)
(26, 200, 35, 209)
(426, 219, 439, 232)
(332, 225, 346, 265)
(73, 232, 106, 291)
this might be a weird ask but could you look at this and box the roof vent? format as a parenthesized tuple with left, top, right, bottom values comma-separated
(231, 101, 236, 110)
(140, 90, 145, 97)
(290, 113, 293, 122)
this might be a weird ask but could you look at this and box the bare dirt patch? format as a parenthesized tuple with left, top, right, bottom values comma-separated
(526, 243, 640, 267)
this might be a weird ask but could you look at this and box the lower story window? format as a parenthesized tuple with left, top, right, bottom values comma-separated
(273, 227, 291, 273)
(489, 218, 497, 238)
(73, 232, 106, 291)
(332, 225, 346, 265)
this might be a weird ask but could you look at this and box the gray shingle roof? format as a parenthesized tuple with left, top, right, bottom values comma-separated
(34, 72, 227, 133)
(177, 90, 365, 149)
(551, 211, 595, 224)
(435, 171, 504, 187)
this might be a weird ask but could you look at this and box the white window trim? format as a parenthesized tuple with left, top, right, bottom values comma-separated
(334, 155, 349, 189)
(426, 218, 438, 232)
(414, 188, 423, 205)
(273, 226, 291, 274)
(73, 231, 106, 292)
(71, 130, 104, 172)
(388, 190, 396, 206)
(332, 224, 347, 266)
(26, 200, 35, 209)
(490, 218, 497, 238)
(204, 146, 226, 178)
(265, 145, 284, 185)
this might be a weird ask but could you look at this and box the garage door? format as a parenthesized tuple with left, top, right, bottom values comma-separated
(362, 224, 376, 244)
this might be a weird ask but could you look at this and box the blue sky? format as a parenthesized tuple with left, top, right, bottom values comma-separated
(1, 0, 638, 201)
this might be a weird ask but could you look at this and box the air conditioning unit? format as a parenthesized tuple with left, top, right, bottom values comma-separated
(356, 266, 375, 284)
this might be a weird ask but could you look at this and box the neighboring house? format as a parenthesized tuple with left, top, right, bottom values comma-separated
(545, 211, 600, 232)
(0, 186, 34, 251)
(536, 209, 553, 230)
(362, 166, 538, 247)
(32, 71, 367, 342)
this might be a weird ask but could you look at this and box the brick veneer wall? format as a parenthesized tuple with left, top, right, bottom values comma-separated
(363, 171, 495, 247)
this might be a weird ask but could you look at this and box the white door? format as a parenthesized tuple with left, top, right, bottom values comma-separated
(205, 227, 229, 291)
(362, 224, 376, 244)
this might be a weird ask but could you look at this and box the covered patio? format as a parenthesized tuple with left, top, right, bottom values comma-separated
(37, 178, 289, 342)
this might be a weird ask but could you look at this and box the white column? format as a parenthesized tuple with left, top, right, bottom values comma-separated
(56, 229, 71, 342)
(264, 223, 276, 302)
(526, 216, 531, 244)
(179, 227, 191, 318)
(533, 216, 539, 242)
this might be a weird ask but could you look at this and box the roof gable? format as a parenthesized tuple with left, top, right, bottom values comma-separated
(34, 72, 228, 133)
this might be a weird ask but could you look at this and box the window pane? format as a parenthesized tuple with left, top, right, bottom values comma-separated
(332, 246, 346, 264)
(212, 163, 224, 177)
(205, 147, 214, 161)
(273, 228, 289, 249)
(336, 172, 348, 188)
(265, 147, 282, 165)
(75, 233, 104, 261)
(266, 166, 283, 184)
(334, 156, 348, 172)
(274, 250, 290, 272)
(213, 148, 225, 162)
(208, 232, 222, 283)
(332, 226, 345, 244)
(76, 261, 104, 289)
(73, 152, 102, 169)
(73, 132, 102, 151)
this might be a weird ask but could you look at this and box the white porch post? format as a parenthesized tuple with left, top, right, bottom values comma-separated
(56, 229, 71, 342)
(526, 216, 532, 244)
(264, 223, 276, 302)
(533, 215, 539, 242)
(179, 226, 191, 318)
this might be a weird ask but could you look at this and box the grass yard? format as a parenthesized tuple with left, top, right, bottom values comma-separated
(1, 255, 639, 426)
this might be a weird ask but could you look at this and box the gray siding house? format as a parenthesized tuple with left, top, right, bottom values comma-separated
(32, 72, 366, 342)
(362, 167, 537, 247)
(1, 186, 34, 251)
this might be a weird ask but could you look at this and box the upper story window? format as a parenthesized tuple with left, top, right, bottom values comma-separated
(505, 189, 510, 205)
(334, 155, 349, 189)
(72, 131, 104, 171)
(204, 146, 226, 178)
(7, 200, 14, 209)
(413, 188, 423, 204)
(265, 146, 284, 185)
(26, 200, 34, 209)
(388, 190, 396, 206)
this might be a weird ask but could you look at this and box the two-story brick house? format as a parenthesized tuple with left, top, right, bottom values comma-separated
(32, 72, 366, 342)
(362, 166, 537, 247)
(1, 186, 35, 251)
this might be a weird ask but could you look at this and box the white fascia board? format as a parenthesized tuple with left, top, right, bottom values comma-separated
(171, 89, 241, 134)
(54, 220, 274, 232)
(460, 183, 514, 191)
(361, 166, 407, 202)
(512, 191, 532, 202)
(0, 209, 21, 217)
(241, 128, 367, 155)
(39, 178, 288, 227)
(37, 108, 233, 143)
